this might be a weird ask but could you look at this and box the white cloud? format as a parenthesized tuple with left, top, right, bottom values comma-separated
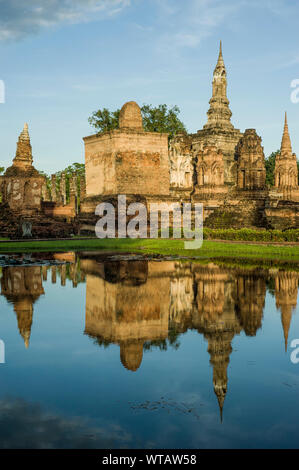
(0, 0, 131, 41)
(155, 0, 246, 51)
(154, 0, 298, 53)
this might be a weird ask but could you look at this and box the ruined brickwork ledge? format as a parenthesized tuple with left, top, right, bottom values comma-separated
(1, 43, 299, 238)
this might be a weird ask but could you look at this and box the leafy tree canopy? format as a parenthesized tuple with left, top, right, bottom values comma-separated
(56, 163, 85, 179)
(88, 108, 120, 134)
(265, 150, 279, 186)
(40, 163, 85, 203)
(88, 104, 186, 140)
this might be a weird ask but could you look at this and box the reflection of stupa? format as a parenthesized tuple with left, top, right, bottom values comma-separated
(191, 265, 242, 421)
(208, 330, 234, 422)
(275, 272, 299, 351)
(120, 340, 144, 372)
(194, 266, 231, 318)
(78, 256, 299, 418)
(235, 274, 265, 336)
(82, 259, 172, 371)
(12, 298, 33, 348)
(1, 267, 44, 347)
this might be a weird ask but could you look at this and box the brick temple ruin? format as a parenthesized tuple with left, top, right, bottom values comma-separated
(0, 124, 81, 238)
(0, 42, 298, 237)
(81, 42, 299, 231)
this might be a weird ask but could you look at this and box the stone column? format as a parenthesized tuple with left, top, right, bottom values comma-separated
(51, 266, 57, 284)
(72, 261, 78, 288)
(42, 265, 48, 281)
(80, 175, 86, 202)
(70, 175, 78, 214)
(61, 264, 66, 286)
(41, 180, 49, 202)
(60, 172, 67, 205)
(51, 174, 57, 202)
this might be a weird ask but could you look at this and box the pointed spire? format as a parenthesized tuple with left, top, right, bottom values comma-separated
(204, 41, 233, 129)
(215, 388, 225, 423)
(281, 307, 292, 353)
(14, 301, 33, 349)
(20, 123, 30, 141)
(216, 40, 225, 69)
(281, 112, 292, 155)
(13, 122, 33, 167)
(22, 330, 31, 349)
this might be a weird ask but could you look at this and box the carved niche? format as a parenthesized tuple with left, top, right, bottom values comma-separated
(169, 133, 193, 189)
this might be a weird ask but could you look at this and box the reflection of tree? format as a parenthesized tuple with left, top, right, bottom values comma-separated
(143, 326, 181, 351)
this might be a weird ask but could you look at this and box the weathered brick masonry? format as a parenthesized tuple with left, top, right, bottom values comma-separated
(80, 43, 299, 231)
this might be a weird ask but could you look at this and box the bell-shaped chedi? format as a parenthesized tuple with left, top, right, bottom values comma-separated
(119, 101, 143, 130)
(236, 129, 266, 190)
(274, 113, 298, 189)
(83, 100, 169, 200)
(1, 123, 45, 214)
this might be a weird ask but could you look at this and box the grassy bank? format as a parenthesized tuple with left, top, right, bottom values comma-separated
(204, 228, 299, 242)
(0, 237, 298, 264)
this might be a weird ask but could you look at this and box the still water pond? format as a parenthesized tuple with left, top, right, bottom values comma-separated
(0, 253, 299, 449)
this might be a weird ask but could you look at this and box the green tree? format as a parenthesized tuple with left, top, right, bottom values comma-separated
(265, 150, 279, 186)
(56, 163, 85, 203)
(41, 163, 85, 204)
(88, 104, 186, 139)
(88, 108, 120, 133)
(141, 104, 186, 139)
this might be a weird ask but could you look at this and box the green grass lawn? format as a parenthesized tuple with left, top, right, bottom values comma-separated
(0, 237, 298, 265)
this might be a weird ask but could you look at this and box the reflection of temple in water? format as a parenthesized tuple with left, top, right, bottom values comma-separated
(0, 256, 85, 348)
(235, 274, 266, 336)
(274, 271, 299, 351)
(191, 267, 242, 421)
(1, 267, 44, 348)
(80, 258, 298, 419)
(82, 260, 173, 371)
(1, 255, 298, 419)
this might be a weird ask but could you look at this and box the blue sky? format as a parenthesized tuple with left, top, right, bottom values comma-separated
(0, 0, 298, 173)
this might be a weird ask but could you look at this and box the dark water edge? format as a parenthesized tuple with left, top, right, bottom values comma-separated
(0, 252, 298, 449)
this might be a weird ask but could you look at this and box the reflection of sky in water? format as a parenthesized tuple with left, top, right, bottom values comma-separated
(0, 259, 298, 449)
